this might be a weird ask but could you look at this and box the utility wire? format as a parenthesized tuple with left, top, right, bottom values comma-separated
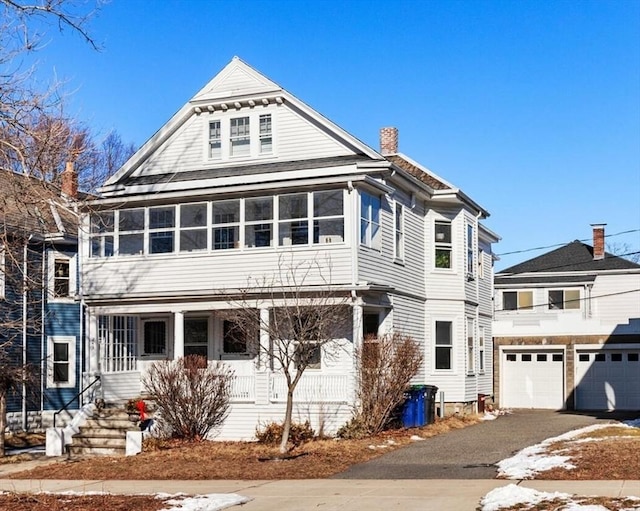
(497, 250, 640, 276)
(496, 228, 640, 257)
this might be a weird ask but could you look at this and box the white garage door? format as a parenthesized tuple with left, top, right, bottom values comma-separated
(501, 350, 565, 409)
(575, 350, 640, 410)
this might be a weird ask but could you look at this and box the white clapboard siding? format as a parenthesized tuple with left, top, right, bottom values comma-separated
(358, 192, 426, 297)
(476, 315, 494, 395)
(590, 274, 640, 328)
(83, 246, 353, 298)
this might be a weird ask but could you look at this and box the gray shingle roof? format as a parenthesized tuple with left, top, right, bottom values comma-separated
(497, 240, 640, 278)
(385, 155, 451, 190)
(123, 155, 371, 186)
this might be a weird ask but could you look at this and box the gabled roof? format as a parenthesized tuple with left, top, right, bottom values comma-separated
(0, 170, 78, 241)
(102, 57, 384, 192)
(496, 240, 640, 283)
(385, 154, 452, 191)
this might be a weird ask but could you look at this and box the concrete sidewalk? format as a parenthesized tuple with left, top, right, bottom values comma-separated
(0, 479, 639, 510)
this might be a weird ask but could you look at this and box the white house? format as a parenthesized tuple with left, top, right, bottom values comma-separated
(493, 224, 640, 411)
(80, 57, 499, 440)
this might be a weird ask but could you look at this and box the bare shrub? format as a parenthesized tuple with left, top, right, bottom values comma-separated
(345, 332, 423, 438)
(141, 356, 235, 440)
(256, 420, 315, 447)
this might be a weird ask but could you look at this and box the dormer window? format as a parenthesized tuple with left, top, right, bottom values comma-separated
(230, 116, 250, 157)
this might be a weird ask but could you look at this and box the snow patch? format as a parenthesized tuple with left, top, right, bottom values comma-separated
(479, 484, 570, 511)
(160, 493, 250, 510)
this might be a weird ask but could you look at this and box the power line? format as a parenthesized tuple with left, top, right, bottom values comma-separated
(496, 228, 640, 257)
(496, 250, 640, 276)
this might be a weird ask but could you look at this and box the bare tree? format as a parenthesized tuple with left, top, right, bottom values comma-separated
(0, 0, 99, 453)
(225, 256, 352, 454)
(606, 242, 640, 264)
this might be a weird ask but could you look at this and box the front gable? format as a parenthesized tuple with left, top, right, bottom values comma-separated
(101, 57, 383, 198)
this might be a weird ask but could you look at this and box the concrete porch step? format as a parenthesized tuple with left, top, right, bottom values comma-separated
(71, 436, 127, 448)
(68, 445, 126, 457)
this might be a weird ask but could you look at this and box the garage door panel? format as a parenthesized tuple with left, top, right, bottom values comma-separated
(576, 350, 640, 411)
(502, 351, 564, 409)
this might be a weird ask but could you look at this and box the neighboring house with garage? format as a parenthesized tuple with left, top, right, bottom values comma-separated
(1, 167, 84, 432)
(493, 224, 640, 411)
(79, 57, 499, 440)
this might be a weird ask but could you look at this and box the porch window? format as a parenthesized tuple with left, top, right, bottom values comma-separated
(212, 200, 240, 250)
(435, 321, 452, 370)
(313, 190, 344, 244)
(223, 320, 248, 354)
(184, 318, 209, 358)
(143, 319, 167, 356)
(90, 211, 114, 257)
(149, 206, 175, 254)
(98, 316, 138, 372)
(435, 221, 452, 269)
(245, 197, 273, 248)
(118, 208, 145, 255)
(180, 203, 208, 251)
(548, 289, 580, 310)
(279, 193, 308, 246)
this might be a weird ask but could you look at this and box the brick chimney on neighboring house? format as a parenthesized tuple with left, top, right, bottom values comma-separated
(380, 127, 398, 155)
(591, 223, 606, 260)
(61, 161, 78, 198)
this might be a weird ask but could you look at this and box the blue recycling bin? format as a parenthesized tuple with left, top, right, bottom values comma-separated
(402, 385, 427, 427)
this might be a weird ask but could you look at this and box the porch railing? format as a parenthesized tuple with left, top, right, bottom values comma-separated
(229, 375, 256, 401)
(270, 374, 349, 403)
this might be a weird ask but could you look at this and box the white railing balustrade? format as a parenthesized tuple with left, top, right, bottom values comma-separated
(229, 375, 256, 401)
(270, 374, 349, 403)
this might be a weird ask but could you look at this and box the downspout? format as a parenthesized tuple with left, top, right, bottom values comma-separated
(40, 242, 46, 415)
(22, 235, 34, 430)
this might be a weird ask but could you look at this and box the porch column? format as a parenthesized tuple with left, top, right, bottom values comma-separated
(256, 307, 270, 405)
(352, 302, 363, 351)
(174, 311, 184, 359)
(351, 302, 363, 406)
(88, 313, 99, 376)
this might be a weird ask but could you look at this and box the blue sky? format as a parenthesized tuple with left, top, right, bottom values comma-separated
(28, 0, 640, 268)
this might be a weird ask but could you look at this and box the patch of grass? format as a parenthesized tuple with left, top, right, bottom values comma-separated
(8, 415, 481, 480)
(492, 496, 640, 511)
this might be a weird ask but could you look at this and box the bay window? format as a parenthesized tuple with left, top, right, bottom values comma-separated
(435, 221, 452, 269)
(435, 321, 452, 370)
(360, 192, 381, 249)
(313, 190, 344, 244)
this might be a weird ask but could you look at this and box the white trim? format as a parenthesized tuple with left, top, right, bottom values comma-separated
(46, 336, 76, 389)
(47, 250, 77, 302)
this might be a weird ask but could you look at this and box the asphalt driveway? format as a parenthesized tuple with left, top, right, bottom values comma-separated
(333, 410, 626, 479)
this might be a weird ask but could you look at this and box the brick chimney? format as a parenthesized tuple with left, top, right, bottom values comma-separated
(380, 127, 398, 155)
(591, 223, 606, 260)
(62, 161, 78, 198)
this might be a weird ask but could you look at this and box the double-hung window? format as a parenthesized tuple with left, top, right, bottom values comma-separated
(394, 202, 404, 260)
(47, 336, 75, 388)
(118, 208, 145, 255)
(434, 221, 452, 269)
(313, 190, 344, 244)
(90, 211, 115, 257)
(279, 193, 308, 246)
(230, 116, 250, 157)
(212, 200, 240, 250)
(53, 259, 71, 298)
(209, 120, 222, 159)
(180, 203, 208, 251)
(360, 192, 381, 249)
(259, 114, 272, 154)
(503, 290, 533, 311)
(466, 318, 475, 374)
(245, 197, 273, 248)
(149, 206, 175, 254)
(435, 321, 453, 370)
(466, 224, 474, 277)
(478, 326, 485, 372)
(548, 289, 580, 310)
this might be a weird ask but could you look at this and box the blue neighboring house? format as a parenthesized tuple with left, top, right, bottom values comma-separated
(1, 167, 85, 432)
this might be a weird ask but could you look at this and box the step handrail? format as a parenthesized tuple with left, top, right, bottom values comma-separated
(53, 375, 101, 428)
